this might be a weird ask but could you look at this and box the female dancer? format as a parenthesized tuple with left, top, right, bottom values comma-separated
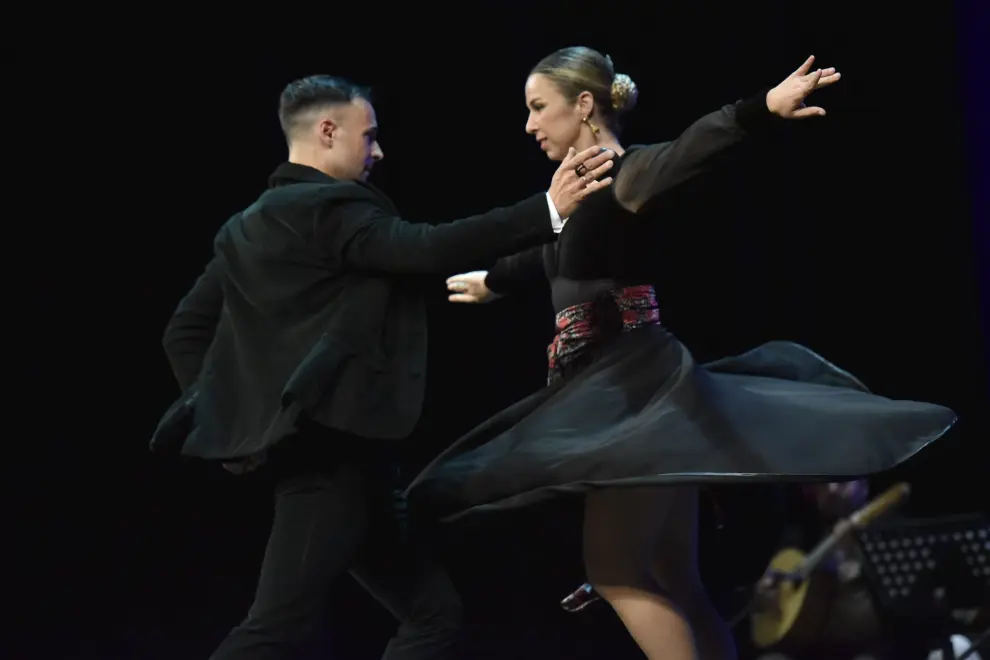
(407, 47, 956, 659)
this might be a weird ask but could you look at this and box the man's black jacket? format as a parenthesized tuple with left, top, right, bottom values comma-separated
(150, 162, 555, 462)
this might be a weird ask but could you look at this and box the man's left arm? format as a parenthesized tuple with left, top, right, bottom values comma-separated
(162, 257, 223, 391)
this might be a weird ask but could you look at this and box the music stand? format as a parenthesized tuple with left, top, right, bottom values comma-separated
(855, 513, 989, 659)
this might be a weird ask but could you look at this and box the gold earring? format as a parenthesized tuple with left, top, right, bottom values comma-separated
(582, 116, 600, 136)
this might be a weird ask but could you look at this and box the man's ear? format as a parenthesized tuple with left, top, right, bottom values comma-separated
(318, 117, 337, 146)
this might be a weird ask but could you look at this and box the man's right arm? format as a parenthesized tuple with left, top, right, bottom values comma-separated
(321, 191, 556, 274)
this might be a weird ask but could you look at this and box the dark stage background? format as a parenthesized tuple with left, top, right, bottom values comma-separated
(13, 2, 988, 658)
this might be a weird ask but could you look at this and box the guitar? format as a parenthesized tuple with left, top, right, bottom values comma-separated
(750, 482, 911, 649)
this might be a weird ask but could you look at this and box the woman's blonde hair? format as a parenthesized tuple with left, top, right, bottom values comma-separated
(531, 46, 639, 134)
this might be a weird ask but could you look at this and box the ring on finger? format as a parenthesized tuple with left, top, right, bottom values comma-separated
(575, 164, 588, 177)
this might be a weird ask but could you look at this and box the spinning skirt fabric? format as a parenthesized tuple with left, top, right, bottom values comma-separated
(405, 328, 956, 522)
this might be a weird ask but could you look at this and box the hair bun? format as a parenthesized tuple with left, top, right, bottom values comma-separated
(611, 73, 638, 113)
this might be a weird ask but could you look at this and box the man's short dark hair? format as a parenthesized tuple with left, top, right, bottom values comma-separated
(278, 75, 371, 141)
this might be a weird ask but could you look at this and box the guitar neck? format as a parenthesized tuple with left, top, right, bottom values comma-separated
(797, 520, 851, 579)
(794, 483, 911, 580)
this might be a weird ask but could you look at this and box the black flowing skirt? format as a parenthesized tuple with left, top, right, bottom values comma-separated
(405, 327, 956, 521)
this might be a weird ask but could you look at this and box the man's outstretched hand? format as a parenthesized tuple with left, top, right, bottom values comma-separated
(766, 55, 842, 119)
(548, 146, 615, 218)
(446, 270, 497, 304)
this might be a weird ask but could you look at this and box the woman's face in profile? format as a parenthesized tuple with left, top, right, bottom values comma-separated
(524, 74, 583, 162)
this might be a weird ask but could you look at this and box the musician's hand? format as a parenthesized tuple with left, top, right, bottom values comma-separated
(447, 271, 499, 304)
(754, 571, 786, 611)
(766, 55, 842, 119)
(804, 480, 869, 518)
(757, 568, 801, 594)
(548, 146, 615, 218)
(837, 558, 863, 583)
(756, 574, 777, 595)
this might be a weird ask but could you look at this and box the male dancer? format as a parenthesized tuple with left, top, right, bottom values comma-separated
(152, 74, 614, 659)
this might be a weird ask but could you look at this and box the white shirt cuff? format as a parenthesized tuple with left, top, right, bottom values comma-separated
(546, 192, 566, 234)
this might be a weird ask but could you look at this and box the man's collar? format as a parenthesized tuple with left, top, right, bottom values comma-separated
(268, 162, 337, 188)
(267, 161, 396, 213)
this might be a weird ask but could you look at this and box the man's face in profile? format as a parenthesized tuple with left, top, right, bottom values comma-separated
(330, 98, 383, 181)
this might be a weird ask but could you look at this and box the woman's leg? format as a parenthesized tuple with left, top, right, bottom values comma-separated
(582, 486, 736, 660)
